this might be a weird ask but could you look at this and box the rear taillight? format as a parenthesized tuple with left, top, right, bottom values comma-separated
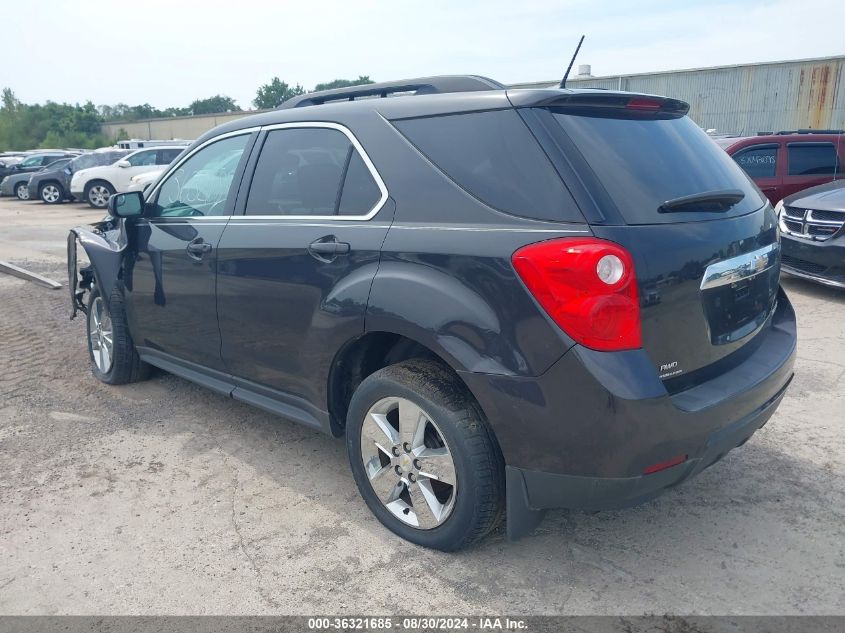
(512, 238, 641, 351)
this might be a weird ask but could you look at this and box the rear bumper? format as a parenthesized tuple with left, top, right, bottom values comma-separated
(781, 233, 845, 288)
(460, 287, 796, 539)
(505, 377, 788, 537)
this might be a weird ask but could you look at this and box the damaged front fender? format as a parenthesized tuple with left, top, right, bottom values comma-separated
(67, 218, 127, 320)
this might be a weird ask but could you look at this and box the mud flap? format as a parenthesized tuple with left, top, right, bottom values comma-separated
(505, 465, 547, 541)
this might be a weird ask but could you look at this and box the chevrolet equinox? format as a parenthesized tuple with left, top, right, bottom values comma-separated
(68, 76, 797, 551)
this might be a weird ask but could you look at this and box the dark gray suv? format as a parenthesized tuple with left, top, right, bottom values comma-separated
(69, 76, 796, 550)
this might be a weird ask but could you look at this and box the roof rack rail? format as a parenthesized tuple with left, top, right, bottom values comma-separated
(278, 75, 505, 109)
(766, 129, 845, 135)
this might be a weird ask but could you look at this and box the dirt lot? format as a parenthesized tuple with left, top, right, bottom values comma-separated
(0, 196, 843, 615)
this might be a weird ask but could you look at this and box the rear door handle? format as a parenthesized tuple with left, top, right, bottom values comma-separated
(186, 238, 212, 260)
(308, 236, 350, 259)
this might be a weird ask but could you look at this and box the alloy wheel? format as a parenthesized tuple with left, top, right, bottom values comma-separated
(360, 396, 457, 529)
(16, 183, 30, 200)
(41, 184, 61, 203)
(89, 185, 111, 208)
(89, 296, 114, 373)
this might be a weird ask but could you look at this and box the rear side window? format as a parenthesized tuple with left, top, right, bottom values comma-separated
(732, 144, 778, 178)
(551, 111, 767, 224)
(157, 148, 184, 165)
(246, 127, 382, 217)
(394, 109, 579, 222)
(787, 143, 839, 176)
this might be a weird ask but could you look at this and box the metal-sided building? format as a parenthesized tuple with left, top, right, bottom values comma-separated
(101, 56, 845, 140)
(512, 55, 845, 136)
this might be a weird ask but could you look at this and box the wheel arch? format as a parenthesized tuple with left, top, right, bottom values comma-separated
(327, 330, 491, 439)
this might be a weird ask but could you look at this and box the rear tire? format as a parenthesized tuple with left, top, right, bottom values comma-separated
(346, 359, 504, 551)
(15, 182, 30, 200)
(39, 181, 64, 204)
(86, 286, 150, 385)
(85, 180, 114, 209)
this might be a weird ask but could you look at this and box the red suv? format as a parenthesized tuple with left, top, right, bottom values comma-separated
(717, 131, 844, 204)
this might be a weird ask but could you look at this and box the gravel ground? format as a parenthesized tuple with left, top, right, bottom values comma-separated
(0, 196, 843, 615)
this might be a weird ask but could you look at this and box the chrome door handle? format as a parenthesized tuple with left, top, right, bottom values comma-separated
(186, 238, 212, 260)
(308, 236, 350, 260)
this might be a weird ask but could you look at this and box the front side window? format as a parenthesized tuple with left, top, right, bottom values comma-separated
(732, 144, 778, 179)
(20, 156, 43, 168)
(127, 150, 158, 167)
(787, 143, 839, 176)
(245, 127, 382, 216)
(150, 134, 250, 217)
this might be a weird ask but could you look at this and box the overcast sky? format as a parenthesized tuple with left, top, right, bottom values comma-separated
(4, 0, 843, 110)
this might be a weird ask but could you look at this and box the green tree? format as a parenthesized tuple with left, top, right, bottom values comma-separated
(188, 95, 241, 115)
(313, 76, 374, 92)
(2, 87, 20, 112)
(253, 77, 305, 109)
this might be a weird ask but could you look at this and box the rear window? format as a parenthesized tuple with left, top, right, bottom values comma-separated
(551, 112, 767, 224)
(393, 109, 580, 222)
(787, 143, 840, 176)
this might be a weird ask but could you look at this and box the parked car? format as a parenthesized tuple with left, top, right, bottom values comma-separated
(28, 149, 131, 204)
(69, 76, 796, 551)
(0, 151, 78, 197)
(26, 157, 78, 204)
(0, 153, 25, 169)
(70, 146, 186, 208)
(776, 179, 845, 288)
(717, 131, 844, 204)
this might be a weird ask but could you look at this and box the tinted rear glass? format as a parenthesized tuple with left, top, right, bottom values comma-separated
(787, 143, 840, 176)
(551, 112, 767, 224)
(394, 109, 581, 222)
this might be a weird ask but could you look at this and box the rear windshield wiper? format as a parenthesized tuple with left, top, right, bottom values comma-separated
(659, 189, 745, 213)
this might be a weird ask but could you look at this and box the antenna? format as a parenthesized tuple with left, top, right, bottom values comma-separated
(559, 35, 585, 89)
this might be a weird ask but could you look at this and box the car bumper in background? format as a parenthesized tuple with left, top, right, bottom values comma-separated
(781, 233, 845, 289)
(460, 287, 797, 539)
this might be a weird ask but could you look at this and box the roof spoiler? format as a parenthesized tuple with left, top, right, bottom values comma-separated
(507, 90, 690, 117)
(278, 75, 505, 109)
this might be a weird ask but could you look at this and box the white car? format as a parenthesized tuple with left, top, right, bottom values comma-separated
(70, 146, 186, 208)
(126, 169, 166, 194)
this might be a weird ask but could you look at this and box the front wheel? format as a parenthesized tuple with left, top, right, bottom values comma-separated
(15, 182, 30, 200)
(346, 359, 504, 551)
(86, 286, 150, 385)
(85, 181, 115, 209)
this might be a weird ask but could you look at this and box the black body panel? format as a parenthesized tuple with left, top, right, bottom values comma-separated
(216, 207, 394, 420)
(123, 217, 229, 371)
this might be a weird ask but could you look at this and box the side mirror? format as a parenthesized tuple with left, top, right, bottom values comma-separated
(117, 160, 131, 168)
(108, 191, 145, 218)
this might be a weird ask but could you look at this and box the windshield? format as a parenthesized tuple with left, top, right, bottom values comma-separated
(550, 111, 767, 224)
